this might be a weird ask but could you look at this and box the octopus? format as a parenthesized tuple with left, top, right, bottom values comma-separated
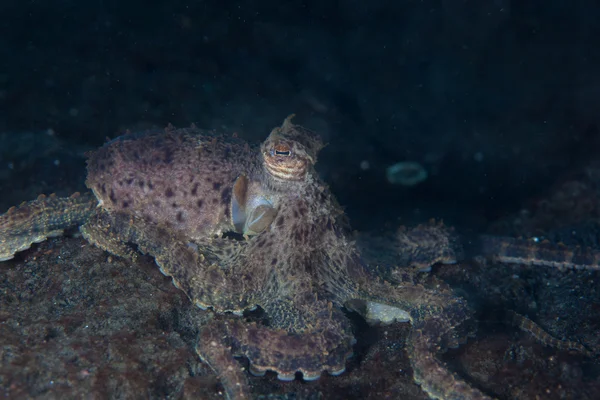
(0, 116, 597, 400)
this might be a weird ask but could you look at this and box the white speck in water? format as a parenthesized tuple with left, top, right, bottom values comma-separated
(359, 160, 370, 170)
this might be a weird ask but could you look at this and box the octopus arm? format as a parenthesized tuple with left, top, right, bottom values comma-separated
(86, 209, 260, 314)
(197, 319, 252, 400)
(478, 234, 600, 271)
(198, 299, 353, 391)
(0, 192, 96, 261)
(408, 319, 492, 400)
(349, 278, 492, 400)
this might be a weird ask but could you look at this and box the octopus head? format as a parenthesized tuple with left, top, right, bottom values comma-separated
(261, 115, 324, 182)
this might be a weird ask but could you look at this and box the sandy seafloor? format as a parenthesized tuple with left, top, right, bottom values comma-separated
(1, 1, 600, 399)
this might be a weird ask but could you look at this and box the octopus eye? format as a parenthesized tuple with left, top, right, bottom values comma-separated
(263, 140, 307, 181)
(272, 143, 292, 157)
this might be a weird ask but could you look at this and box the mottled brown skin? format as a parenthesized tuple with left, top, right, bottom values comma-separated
(77, 118, 489, 400)
(86, 127, 258, 240)
(1, 116, 596, 400)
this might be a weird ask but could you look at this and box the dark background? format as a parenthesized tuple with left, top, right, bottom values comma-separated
(1, 0, 599, 233)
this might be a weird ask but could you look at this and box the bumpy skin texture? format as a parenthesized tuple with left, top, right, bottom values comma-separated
(4, 117, 594, 400)
(0, 193, 96, 261)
